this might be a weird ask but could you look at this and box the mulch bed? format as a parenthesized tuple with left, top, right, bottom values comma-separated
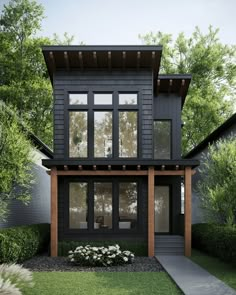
(23, 256, 164, 272)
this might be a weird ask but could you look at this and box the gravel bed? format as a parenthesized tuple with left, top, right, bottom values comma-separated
(23, 256, 164, 272)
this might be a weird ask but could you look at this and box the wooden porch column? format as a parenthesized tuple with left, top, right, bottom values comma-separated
(148, 166, 155, 257)
(184, 166, 192, 257)
(51, 167, 58, 257)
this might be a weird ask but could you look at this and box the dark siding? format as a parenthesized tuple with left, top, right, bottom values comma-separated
(53, 70, 153, 159)
(153, 94, 182, 159)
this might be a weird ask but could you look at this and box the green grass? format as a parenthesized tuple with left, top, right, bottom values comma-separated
(23, 272, 182, 295)
(191, 249, 236, 290)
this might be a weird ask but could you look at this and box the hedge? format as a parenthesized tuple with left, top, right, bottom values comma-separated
(58, 240, 147, 257)
(192, 223, 236, 263)
(0, 223, 50, 263)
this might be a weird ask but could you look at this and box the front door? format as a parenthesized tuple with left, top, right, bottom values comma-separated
(154, 186, 170, 233)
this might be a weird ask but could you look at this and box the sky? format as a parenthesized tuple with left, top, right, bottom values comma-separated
(0, 0, 236, 45)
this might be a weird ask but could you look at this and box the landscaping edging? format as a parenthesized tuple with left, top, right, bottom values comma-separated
(23, 256, 163, 272)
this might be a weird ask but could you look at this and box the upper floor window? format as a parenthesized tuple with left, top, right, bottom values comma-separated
(153, 120, 171, 159)
(68, 92, 138, 159)
(94, 93, 112, 105)
(94, 111, 113, 158)
(69, 111, 88, 157)
(69, 93, 88, 105)
(119, 111, 137, 157)
(119, 93, 137, 105)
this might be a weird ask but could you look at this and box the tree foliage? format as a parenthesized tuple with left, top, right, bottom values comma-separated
(196, 137, 236, 226)
(0, 103, 34, 221)
(0, 0, 53, 146)
(140, 27, 236, 154)
(0, 0, 78, 147)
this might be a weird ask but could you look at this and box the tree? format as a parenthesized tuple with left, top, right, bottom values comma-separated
(0, 0, 53, 146)
(196, 137, 236, 226)
(0, 103, 34, 221)
(140, 26, 236, 154)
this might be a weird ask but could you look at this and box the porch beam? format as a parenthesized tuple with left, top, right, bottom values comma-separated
(47, 169, 196, 176)
(56, 170, 148, 176)
(50, 167, 58, 257)
(184, 166, 192, 257)
(148, 166, 155, 257)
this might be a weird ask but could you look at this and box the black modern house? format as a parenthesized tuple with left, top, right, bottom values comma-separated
(42, 45, 199, 257)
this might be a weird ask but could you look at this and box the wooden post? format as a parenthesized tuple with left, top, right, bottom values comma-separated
(51, 167, 58, 257)
(184, 166, 192, 257)
(148, 166, 155, 257)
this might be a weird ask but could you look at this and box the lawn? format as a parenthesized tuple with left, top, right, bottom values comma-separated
(23, 272, 182, 295)
(191, 249, 236, 290)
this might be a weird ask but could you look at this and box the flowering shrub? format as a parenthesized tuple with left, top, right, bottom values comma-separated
(68, 244, 134, 266)
(0, 263, 34, 294)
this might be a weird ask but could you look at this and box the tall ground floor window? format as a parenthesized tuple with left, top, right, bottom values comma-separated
(68, 179, 138, 231)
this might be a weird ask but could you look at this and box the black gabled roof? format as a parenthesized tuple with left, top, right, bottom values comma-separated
(184, 113, 236, 159)
(29, 132, 53, 159)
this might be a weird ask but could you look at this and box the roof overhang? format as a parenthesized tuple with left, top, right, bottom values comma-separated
(42, 45, 162, 84)
(156, 74, 192, 108)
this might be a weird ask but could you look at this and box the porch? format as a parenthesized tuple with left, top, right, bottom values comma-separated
(43, 159, 198, 257)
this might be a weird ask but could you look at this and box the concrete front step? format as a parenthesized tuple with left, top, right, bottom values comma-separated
(155, 236, 184, 241)
(155, 242, 184, 247)
(156, 252, 184, 256)
(155, 235, 184, 256)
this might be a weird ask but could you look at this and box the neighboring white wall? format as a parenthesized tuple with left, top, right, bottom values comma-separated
(191, 124, 236, 224)
(0, 148, 50, 228)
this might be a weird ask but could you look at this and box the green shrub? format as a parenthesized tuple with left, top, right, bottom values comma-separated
(0, 223, 50, 263)
(192, 223, 236, 263)
(59, 240, 147, 257)
(68, 244, 134, 267)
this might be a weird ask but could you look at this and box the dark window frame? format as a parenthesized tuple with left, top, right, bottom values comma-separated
(64, 177, 141, 234)
(153, 119, 172, 160)
(65, 88, 141, 160)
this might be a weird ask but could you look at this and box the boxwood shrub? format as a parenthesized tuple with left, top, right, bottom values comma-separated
(59, 240, 147, 257)
(0, 223, 50, 263)
(192, 223, 236, 263)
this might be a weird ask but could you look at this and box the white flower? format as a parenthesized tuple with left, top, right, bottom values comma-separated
(123, 257, 128, 262)
(93, 255, 97, 259)
(86, 256, 89, 260)
(107, 260, 112, 264)
(68, 250, 73, 254)
(92, 247, 98, 251)
(131, 254, 134, 257)
(68, 254, 73, 259)
(71, 258, 75, 262)
(108, 246, 116, 251)
(115, 244, 120, 249)
(123, 251, 131, 255)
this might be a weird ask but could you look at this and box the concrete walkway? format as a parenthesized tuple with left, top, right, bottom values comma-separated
(156, 255, 236, 295)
